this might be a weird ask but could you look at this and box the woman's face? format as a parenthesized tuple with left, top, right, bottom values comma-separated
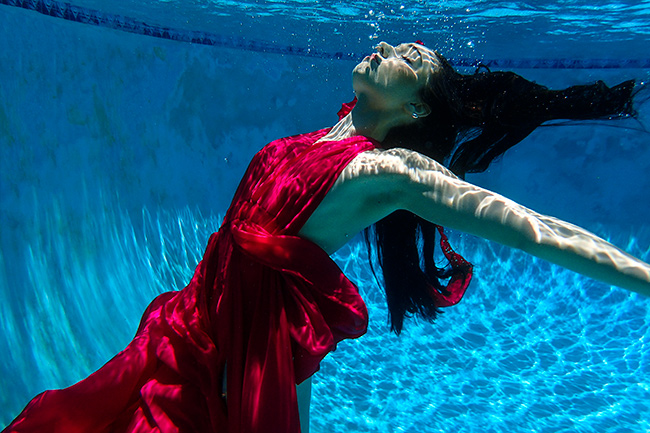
(352, 42, 440, 112)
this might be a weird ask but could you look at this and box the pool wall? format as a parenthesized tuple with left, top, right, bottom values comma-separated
(1, 4, 650, 432)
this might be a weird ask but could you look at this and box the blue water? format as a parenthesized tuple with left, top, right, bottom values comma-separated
(1, 1, 650, 431)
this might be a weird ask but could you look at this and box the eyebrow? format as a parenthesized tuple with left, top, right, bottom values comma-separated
(409, 45, 426, 67)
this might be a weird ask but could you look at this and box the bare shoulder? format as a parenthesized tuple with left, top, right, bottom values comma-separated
(299, 147, 456, 253)
(338, 147, 459, 184)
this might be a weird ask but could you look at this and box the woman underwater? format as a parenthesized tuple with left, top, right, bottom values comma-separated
(4, 42, 650, 433)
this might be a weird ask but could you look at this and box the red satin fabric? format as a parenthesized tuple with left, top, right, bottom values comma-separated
(5, 118, 376, 432)
(429, 226, 473, 307)
(5, 101, 472, 433)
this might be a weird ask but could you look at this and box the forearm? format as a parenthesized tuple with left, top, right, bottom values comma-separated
(518, 211, 650, 296)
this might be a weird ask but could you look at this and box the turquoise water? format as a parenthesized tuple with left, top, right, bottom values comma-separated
(1, 1, 650, 431)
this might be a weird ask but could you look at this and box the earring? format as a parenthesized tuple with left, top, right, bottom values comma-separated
(412, 112, 419, 119)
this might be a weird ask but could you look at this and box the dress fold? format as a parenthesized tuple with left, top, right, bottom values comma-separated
(5, 116, 377, 433)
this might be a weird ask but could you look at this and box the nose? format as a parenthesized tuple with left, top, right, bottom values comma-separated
(376, 41, 396, 59)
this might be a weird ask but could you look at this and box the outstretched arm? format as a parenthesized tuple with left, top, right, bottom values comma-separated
(320, 148, 650, 296)
(387, 148, 650, 296)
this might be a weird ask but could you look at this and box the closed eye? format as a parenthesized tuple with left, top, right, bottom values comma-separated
(397, 44, 421, 64)
(401, 55, 415, 64)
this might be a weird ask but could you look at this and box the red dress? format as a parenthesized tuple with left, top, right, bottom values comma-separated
(5, 102, 471, 433)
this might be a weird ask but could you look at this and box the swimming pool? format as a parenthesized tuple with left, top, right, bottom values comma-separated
(1, 1, 649, 431)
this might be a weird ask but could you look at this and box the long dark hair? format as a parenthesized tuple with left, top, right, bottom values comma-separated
(367, 51, 638, 334)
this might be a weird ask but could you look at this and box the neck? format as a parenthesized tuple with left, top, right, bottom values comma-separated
(350, 95, 405, 141)
(318, 95, 412, 143)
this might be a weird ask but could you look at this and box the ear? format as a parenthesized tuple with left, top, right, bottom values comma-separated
(411, 102, 431, 118)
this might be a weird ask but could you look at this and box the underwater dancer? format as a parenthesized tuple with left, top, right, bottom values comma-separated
(4, 42, 649, 433)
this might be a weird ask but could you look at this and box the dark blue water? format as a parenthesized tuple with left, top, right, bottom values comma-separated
(1, 1, 649, 431)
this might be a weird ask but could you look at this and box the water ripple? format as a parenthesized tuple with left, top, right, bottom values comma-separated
(0, 191, 649, 430)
